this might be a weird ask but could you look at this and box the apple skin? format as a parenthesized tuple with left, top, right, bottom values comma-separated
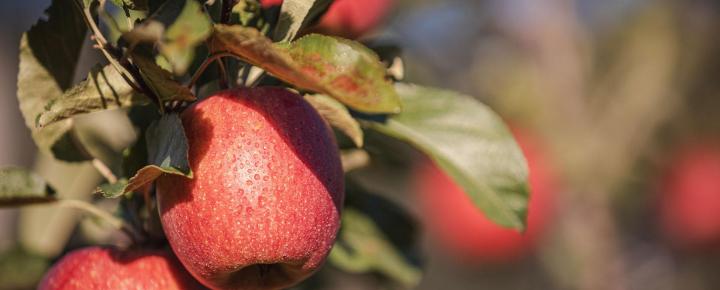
(658, 141, 720, 249)
(156, 88, 344, 290)
(415, 129, 558, 263)
(37, 246, 204, 290)
(261, 0, 393, 39)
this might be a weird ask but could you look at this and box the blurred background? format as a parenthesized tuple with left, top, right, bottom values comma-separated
(3, 0, 720, 289)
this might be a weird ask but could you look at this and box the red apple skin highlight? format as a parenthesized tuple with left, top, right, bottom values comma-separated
(156, 88, 344, 290)
(658, 141, 720, 249)
(261, 0, 393, 39)
(415, 129, 558, 263)
(38, 247, 204, 290)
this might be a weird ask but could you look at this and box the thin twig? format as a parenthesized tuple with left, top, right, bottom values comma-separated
(187, 52, 242, 89)
(72, 0, 161, 107)
(92, 158, 118, 184)
(217, 58, 229, 89)
(72, 0, 145, 91)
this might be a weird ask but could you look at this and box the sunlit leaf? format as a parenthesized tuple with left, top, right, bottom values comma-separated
(367, 83, 530, 230)
(210, 25, 401, 113)
(95, 178, 130, 198)
(274, 0, 332, 41)
(17, 0, 90, 161)
(35, 64, 148, 128)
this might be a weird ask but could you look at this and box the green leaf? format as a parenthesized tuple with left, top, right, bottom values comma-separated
(0, 168, 56, 207)
(131, 51, 196, 103)
(17, 0, 90, 161)
(210, 25, 401, 113)
(25, 1, 87, 92)
(367, 83, 530, 230)
(274, 0, 332, 41)
(124, 0, 212, 75)
(112, 113, 192, 196)
(35, 64, 149, 128)
(329, 209, 421, 287)
(95, 178, 129, 198)
(305, 94, 363, 147)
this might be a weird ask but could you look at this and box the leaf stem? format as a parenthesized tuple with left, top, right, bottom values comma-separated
(187, 52, 242, 89)
(217, 57, 229, 89)
(77, 0, 109, 45)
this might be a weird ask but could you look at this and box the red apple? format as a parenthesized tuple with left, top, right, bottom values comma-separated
(261, 0, 394, 39)
(38, 246, 203, 290)
(658, 140, 720, 249)
(415, 128, 558, 263)
(156, 88, 344, 290)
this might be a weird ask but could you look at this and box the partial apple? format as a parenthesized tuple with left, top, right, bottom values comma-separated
(415, 128, 559, 263)
(156, 88, 344, 290)
(657, 140, 720, 250)
(261, 0, 394, 39)
(38, 246, 203, 290)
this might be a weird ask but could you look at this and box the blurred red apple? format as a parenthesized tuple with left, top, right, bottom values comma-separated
(156, 88, 344, 290)
(261, 0, 394, 39)
(38, 247, 203, 290)
(658, 140, 720, 250)
(415, 128, 558, 263)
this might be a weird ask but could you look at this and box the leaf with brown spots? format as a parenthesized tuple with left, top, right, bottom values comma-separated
(210, 24, 401, 114)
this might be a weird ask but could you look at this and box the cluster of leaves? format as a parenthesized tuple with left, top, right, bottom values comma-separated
(2, 0, 530, 287)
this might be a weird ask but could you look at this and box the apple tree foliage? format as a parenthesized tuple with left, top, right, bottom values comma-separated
(1, 0, 530, 287)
